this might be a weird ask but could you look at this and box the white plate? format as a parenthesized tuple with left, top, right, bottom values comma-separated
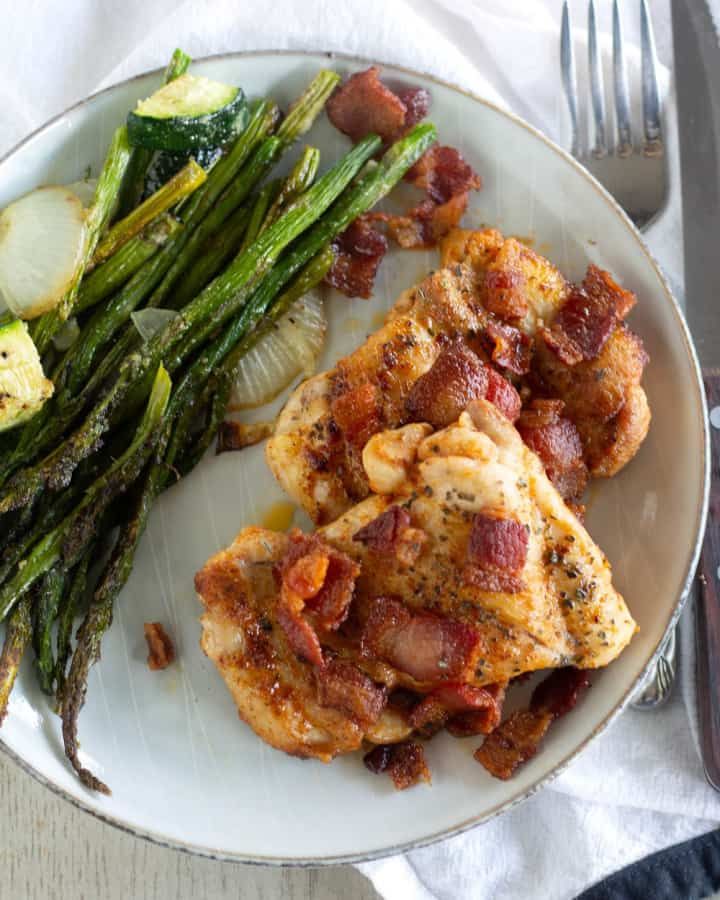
(0, 52, 708, 865)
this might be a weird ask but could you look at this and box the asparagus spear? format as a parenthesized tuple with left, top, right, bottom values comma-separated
(61, 103, 278, 396)
(55, 549, 92, 702)
(239, 179, 282, 253)
(0, 365, 171, 621)
(115, 48, 192, 218)
(61, 431, 170, 794)
(170, 204, 252, 308)
(75, 214, 181, 315)
(260, 146, 320, 232)
(32, 565, 66, 695)
(30, 126, 133, 354)
(0, 595, 32, 725)
(90, 159, 206, 268)
(176, 245, 336, 474)
(140, 71, 340, 315)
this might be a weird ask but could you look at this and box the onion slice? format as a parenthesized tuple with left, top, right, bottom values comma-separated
(131, 307, 178, 342)
(229, 289, 327, 410)
(0, 186, 87, 319)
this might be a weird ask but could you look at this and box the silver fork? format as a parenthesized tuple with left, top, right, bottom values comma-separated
(560, 0, 673, 709)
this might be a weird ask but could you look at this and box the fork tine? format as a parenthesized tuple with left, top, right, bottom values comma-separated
(612, 0, 633, 157)
(640, 0, 663, 156)
(588, 0, 608, 157)
(561, 1, 581, 157)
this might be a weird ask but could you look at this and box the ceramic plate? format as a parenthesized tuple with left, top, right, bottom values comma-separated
(0, 52, 709, 864)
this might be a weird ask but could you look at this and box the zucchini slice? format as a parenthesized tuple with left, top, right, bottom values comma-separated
(0, 318, 53, 431)
(127, 74, 248, 152)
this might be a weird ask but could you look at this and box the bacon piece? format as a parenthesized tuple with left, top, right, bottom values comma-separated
(276, 531, 360, 642)
(325, 216, 388, 299)
(352, 505, 426, 565)
(144, 623, 175, 671)
(409, 682, 504, 736)
(361, 596, 482, 683)
(446, 683, 506, 737)
(474, 667, 590, 779)
(467, 513, 528, 572)
(485, 368, 522, 421)
(405, 339, 489, 428)
(375, 193, 470, 249)
(544, 265, 637, 365)
(315, 659, 387, 727)
(483, 320, 532, 376)
(326, 66, 407, 143)
(306, 549, 360, 630)
(276, 604, 324, 667)
(406, 145, 482, 204)
(517, 400, 589, 500)
(353, 504, 411, 551)
(364, 740, 431, 789)
(483, 270, 527, 322)
(330, 379, 383, 449)
(530, 666, 591, 717)
(396, 86, 431, 129)
(474, 708, 554, 779)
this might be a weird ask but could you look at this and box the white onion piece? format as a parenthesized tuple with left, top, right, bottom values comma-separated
(131, 307, 178, 342)
(0, 186, 87, 319)
(230, 289, 326, 411)
(66, 178, 98, 208)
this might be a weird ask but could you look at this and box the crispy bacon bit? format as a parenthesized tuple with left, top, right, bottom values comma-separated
(517, 401, 589, 500)
(396, 87, 431, 129)
(327, 66, 407, 143)
(410, 682, 504, 736)
(446, 683, 506, 737)
(474, 709, 554, 779)
(406, 145, 482, 204)
(331, 380, 382, 448)
(284, 549, 329, 600)
(277, 531, 360, 641)
(316, 659, 387, 727)
(352, 505, 426, 565)
(354, 505, 411, 551)
(276, 604, 324, 667)
(405, 339, 489, 428)
(467, 513, 528, 573)
(485, 368, 522, 421)
(361, 596, 482, 683)
(530, 666, 591, 717)
(144, 623, 175, 671)
(325, 216, 388, 299)
(374, 193, 470, 249)
(474, 667, 590, 779)
(483, 270, 527, 322)
(544, 264, 637, 365)
(483, 320, 532, 376)
(364, 740, 431, 790)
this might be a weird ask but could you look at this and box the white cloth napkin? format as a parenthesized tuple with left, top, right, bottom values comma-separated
(2, 1, 717, 898)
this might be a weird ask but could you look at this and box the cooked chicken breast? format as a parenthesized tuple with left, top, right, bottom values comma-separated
(267, 228, 649, 527)
(197, 400, 636, 761)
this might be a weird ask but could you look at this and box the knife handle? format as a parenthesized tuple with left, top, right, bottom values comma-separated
(697, 369, 720, 789)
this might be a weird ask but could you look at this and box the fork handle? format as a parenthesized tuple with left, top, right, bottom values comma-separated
(696, 370, 720, 790)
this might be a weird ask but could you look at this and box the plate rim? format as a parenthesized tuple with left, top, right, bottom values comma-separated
(0, 48, 710, 868)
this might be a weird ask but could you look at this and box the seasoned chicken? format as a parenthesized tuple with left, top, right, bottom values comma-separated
(439, 228, 651, 477)
(197, 400, 636, 761)
(267, 228, 650, 526)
